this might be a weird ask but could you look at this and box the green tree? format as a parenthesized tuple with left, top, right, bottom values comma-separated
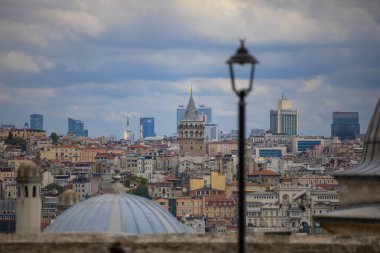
(133, 184, 150, 199)
(131, 177, 150, 199)
(5, 131, 13, 144)
(45, 183, 65, 194)
(50, 132, 59, 145)
(5, 132, 26, 151)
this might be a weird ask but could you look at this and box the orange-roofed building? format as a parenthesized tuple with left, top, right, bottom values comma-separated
(78, 147, 107, 163)
(176, 197, 205, 219)
(204, 196, 235, 221)
(208, 140, 238, 157)
(248, 169, 280, 189)
(226, 181, 266, 198)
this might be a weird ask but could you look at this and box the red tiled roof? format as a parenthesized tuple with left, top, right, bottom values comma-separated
(130, 144, 147, 149)
(249, 170, 279, 176)
(227, 181, 258, 186)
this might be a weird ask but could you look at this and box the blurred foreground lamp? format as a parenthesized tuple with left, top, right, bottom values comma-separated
(226, 40, 258, 253)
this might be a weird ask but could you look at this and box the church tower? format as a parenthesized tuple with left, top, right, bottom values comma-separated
(178, 89, 205, 158)
(16, 161, 42, 234)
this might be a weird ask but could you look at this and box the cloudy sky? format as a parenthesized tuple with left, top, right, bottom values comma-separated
(0, 0, 379, 138)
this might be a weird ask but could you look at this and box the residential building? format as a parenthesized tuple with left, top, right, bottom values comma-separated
(30, 114, 43, 131)
(176, 197, 205, 219)
(140, 117, 155, 138)
(0, 200, 16, 233)
(204, 123, 219, 142)
(72, 177, 92, 201)
(0, 129, 46, 140)
(208, 140, 238, 157)
(270, 97, 299, 136)
(331, 112, 360, 140)
(250, 129, 266, 137)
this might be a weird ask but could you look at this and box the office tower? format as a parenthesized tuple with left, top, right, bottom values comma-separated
(270, 97, 299, 136)
(24, 123, 29, 129)
(177, 105, 186, 130)
(331, 112, 360, 140)
(30, 114, 43, 130)
(204, 123, 219, 142)
(68, 118, 85, 137)
(178, 92, 205, 157)
(197, 105, 212, 124)
(140, 117, 155, 138)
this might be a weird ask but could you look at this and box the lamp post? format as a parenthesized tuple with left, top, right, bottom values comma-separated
(227, 40, 258, 253)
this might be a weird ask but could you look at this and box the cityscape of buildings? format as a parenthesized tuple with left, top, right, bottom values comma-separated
(0, 92, 368, 235)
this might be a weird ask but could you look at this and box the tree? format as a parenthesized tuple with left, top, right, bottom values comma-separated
(5, 131, 13, 145)
(45, 183, 65, 194)
(131, 177, 150, 199)
(5, 131, 26, 151)
(50, 132, 59, 145)
(133, 184, 150, 199)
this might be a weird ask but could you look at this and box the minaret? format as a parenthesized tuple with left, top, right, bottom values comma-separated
(124, 117, 130, 142)
(16, 161, 42, 234)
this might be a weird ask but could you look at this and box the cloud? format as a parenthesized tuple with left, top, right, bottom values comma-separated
(299, 75, 324, 92)
(0, 51, 54, 73)
(0, 0, 379, 138)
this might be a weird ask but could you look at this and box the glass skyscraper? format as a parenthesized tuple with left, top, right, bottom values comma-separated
(177, 105, 186, 130)
(30, 114, 43, 130)
(197, 105, 212, 124)
(331, 112, 360, 140)
(140, 117, 155, 138)
(68, 117, 87, 137)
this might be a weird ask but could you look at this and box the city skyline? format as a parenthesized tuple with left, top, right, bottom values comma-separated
(0, 1, 379, 138)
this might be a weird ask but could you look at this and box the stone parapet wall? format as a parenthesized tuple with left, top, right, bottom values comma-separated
(0, 233, 379, 253)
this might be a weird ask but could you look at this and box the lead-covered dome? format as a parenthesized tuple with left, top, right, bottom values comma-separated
(45, 193, 187, 234)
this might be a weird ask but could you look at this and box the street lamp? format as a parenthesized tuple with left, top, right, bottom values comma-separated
(227, 40, 258, 253)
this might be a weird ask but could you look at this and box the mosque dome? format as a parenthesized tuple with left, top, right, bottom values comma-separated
(45, 193, 188, 234)
(16, 161, 41, 182)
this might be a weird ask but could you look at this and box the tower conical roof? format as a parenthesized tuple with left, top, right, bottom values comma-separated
(182, 93, 201, 121)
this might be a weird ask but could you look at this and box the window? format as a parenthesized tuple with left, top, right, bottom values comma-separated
(33, 186, 36, 197)
(24, 186, 28, 198)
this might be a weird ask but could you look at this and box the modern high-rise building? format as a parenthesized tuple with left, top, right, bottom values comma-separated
(331, 112, 360, 140)
(68, 118, 86, 137)
(197, 105, 212, 124)
(140, 117, 155, 138)
(177, 105, 186, 130)
(270, 97, 299, 136)
(30, 114, 43, 130)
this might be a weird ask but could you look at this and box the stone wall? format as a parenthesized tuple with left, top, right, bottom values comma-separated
(0, 233, 379, 253)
